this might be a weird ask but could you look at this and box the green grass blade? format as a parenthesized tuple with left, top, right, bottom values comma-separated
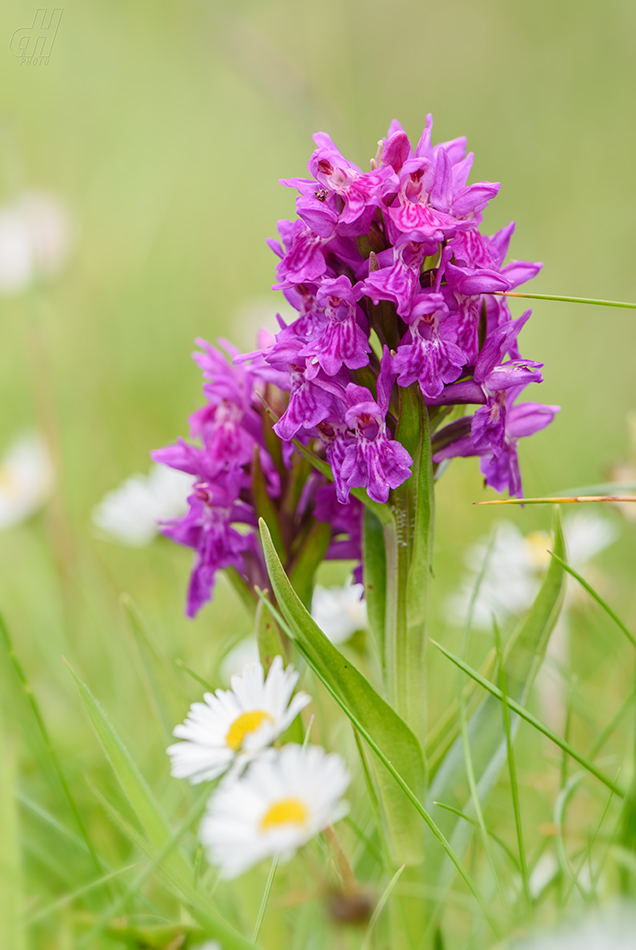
(425, 509, 566, 900)
(256, 590, 500, 936)
(252, 854, 279, 943)
(494, 620, 530, 909)
(88, 783, 263, 950)
(548, 551, 636, 648)
(360, 864, 405, 950)
(27, 863, 138, 925)
(433, 802, 521, 872)
(77, 788, 209, 948)
(0, 722, 25, 950)
(0, 614, 103, 877)
(258, 519, 427, 866)
(120, 593, 189, 730)
(475, 494, 636, 506)
(64, 658, 192, 882)
(492, 290, 636, 309)
(429, 641, 623, 798)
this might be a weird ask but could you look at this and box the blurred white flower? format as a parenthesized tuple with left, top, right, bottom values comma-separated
(167, 657, 310, 785)
(0, 191, 72, 293)
(219, 637, 260, 683)
(511, 903, 636, 949)
(446, 512, 619, 630)
(0, 431, 54, 529)
(311, 579, 368, 644)
(91, 464, 193, 547)
(201, 743, 350, 878)
(608, 410, 636, 522)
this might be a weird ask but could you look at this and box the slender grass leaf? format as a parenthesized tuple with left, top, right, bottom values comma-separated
(258, 520, 426, 865)
(120, 593, 188, 730)
(88, 783, 262, 950)
(491, 290, 636, 309)
(429, 641, 622, 797)
(0, 615, 102, 877)
(0, 724, 25, 950)
(64, 658, 192, 883)
(425, 509, 567, 893)
(548, 551, 636, 648)
(77, 789, 209, 948)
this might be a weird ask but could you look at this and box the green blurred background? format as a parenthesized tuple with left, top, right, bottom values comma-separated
(1, 0, 636, 940)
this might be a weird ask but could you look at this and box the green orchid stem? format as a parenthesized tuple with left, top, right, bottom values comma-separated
(385, 389, 434, 749)
(492, 291, 636, 310)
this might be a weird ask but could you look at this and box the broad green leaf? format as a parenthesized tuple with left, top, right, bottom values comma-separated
(259, 519, 427, 865)
(425, 508, 567, 890)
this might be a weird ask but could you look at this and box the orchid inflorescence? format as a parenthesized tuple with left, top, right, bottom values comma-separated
(153, 114, 558, 620)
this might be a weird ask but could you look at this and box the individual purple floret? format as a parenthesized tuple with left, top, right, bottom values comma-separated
(433, 387, 560, 497)
(392, 293, 466, 398)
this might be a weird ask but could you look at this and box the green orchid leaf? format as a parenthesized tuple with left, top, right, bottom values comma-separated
(259, 518, 426, 866)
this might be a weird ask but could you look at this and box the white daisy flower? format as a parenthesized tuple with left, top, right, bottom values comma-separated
(0, 431, 54, 530)
(201, 743, 351, 879)
(91, 464, 194, 547)
(218, 637, 260, 683)
(0, 191, 72, 294)
(167, 657, 310, 784)
(311, 578, 368, 644)
(510, 902, 636, 949)
(446, 512, 619, 629)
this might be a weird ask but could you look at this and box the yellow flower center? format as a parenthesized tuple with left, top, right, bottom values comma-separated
(524, 530, 552, 570)
(0, 467, 18, 498)
(225, 710, 273, 751)
(260, 797, 309, 830)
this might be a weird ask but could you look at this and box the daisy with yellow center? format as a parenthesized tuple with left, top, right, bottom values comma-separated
(167, 657, 310, 784)
(201, 743, 351, 879)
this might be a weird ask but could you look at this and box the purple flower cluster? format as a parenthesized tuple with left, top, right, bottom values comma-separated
(251, 115, 558, 503)
(155, 115, 559, 617)
(152, 336, 363, 617)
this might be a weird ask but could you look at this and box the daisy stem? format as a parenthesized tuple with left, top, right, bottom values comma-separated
(322, 824, 357, 890)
